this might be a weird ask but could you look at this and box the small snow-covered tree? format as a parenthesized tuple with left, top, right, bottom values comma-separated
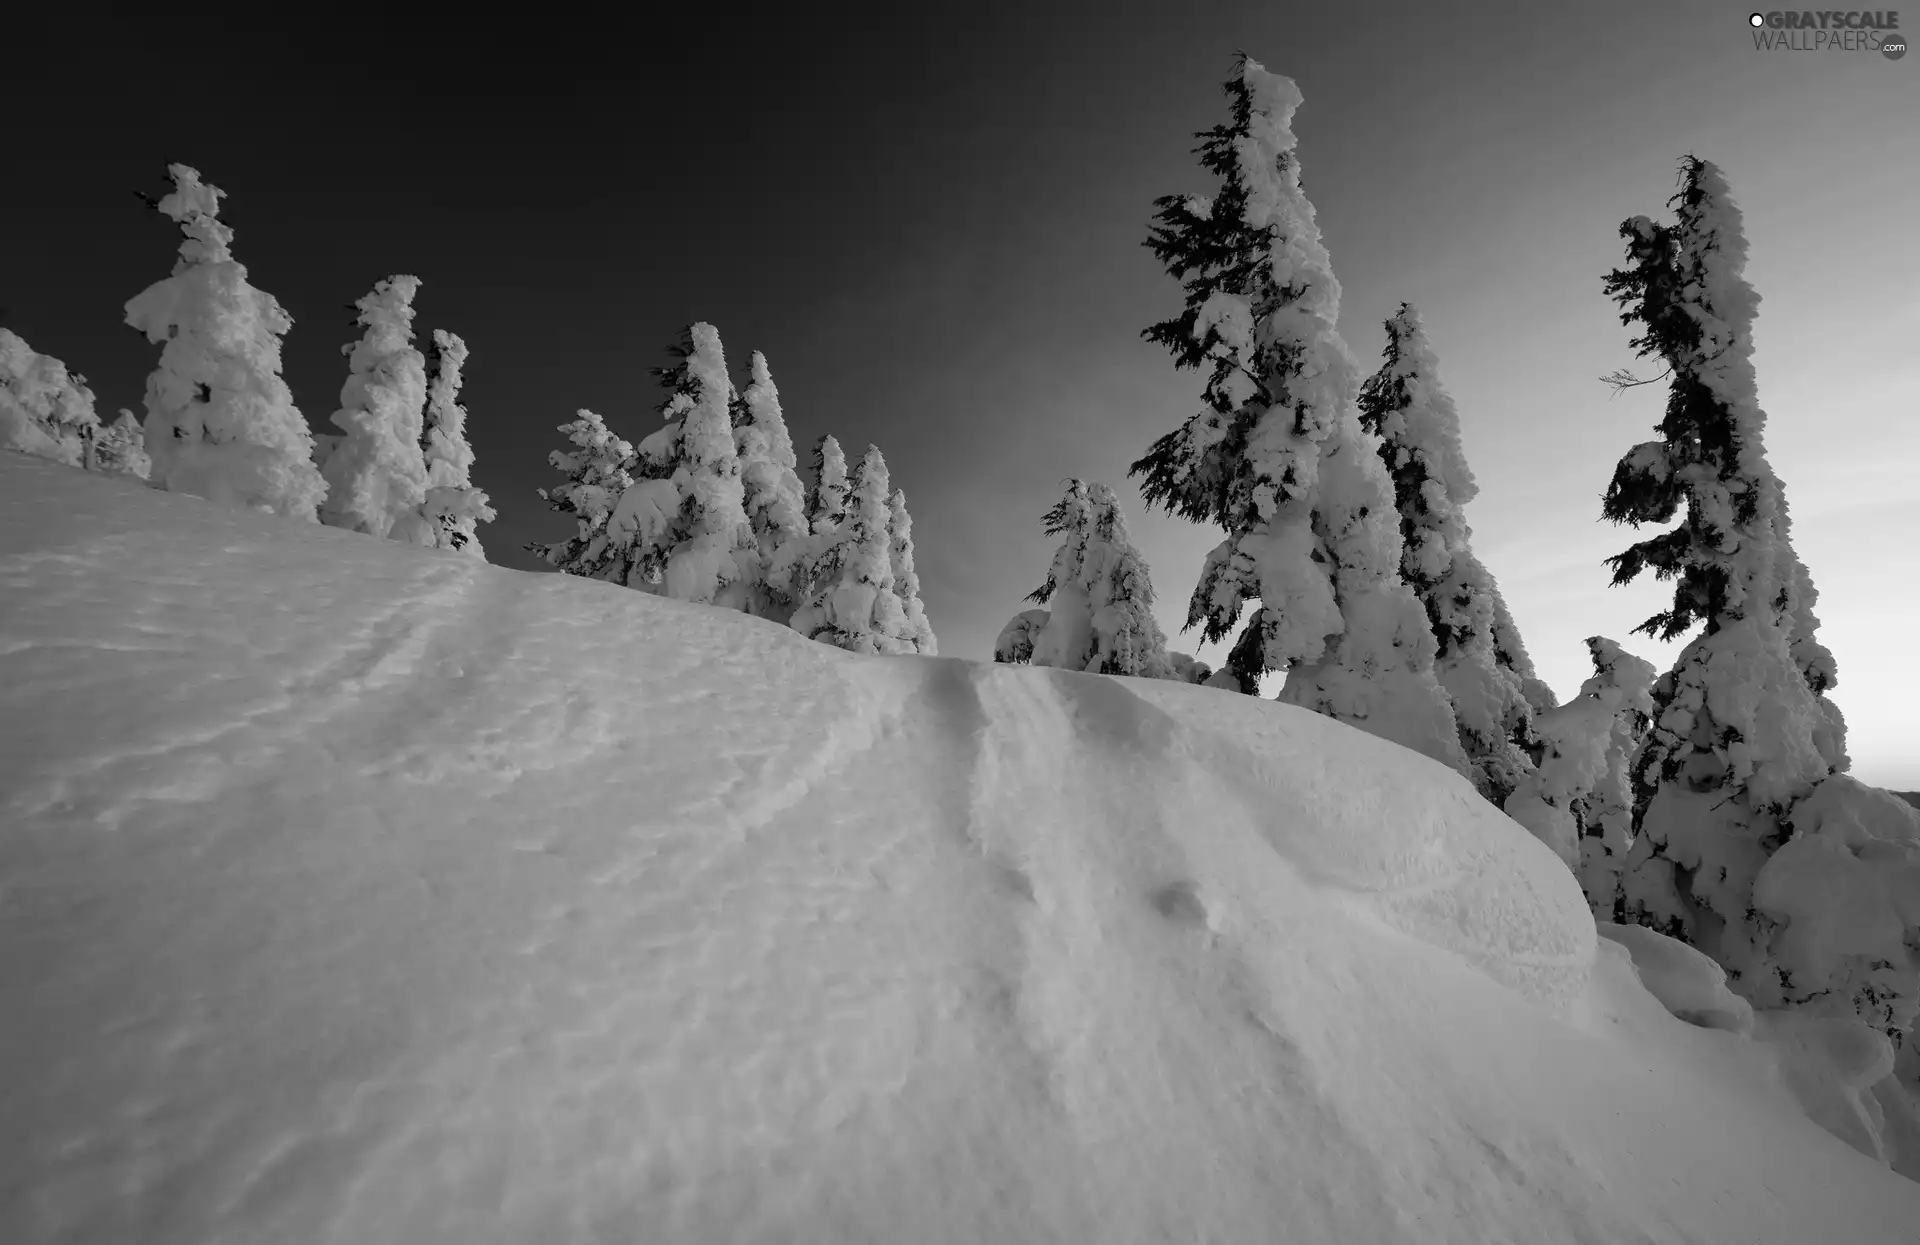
(603, 323, 755, 606)
(0, 330, 100, 467)
(1006, 479, 1096, 666)
(999, 479, 1194, 679)
(790, 446, 911, 654)
(124, 165, 326, 519)
(887, 489, 938, 654)
(419, 329, 496, 556)
(733, 350, 809, 620)
(529, 409, 637, 581)
(994, 608, 1051, 665)
(1503, 637, 1656, 912)
(1358, 303, 1539, 804)
(321, 276, 433, 543)
(94, 410, 152, 480)
(1603, 157, 1857, 1022)
(1131, 57, 1468, 776)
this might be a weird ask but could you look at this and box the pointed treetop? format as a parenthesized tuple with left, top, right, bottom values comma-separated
(1600, 154, 1784, 641)
(153, 164, 234, 268)
(347, 276, 423, 360)
(808, 433, 850, 532)
(1364, 302, 1478, 512)
(675, 322, 735, 473)
(428, 328, 470, 402)
(852, 444, 890, 508)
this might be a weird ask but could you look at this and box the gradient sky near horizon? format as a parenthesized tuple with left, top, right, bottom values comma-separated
(10, 5, 1917, 785)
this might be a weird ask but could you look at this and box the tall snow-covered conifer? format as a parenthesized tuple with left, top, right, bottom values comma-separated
(419, 329, 496, 556)
(0, 330, 100, 468)
(124, 165, 326, 519)
(733, 350, 810, 620)
(321, 276, 433, 543)
(1602, 157, 1859, 1020)
(604, 324, 755, 606)
(531, 410, 636, 580)
(1358, 304, 1538, 804)
(887, 489, 939, 654)
(1132, 57, 1467, 775)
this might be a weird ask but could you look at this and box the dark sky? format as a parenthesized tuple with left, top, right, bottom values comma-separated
(10, 4, 1211, 580)
(9, 5, 1916, 783)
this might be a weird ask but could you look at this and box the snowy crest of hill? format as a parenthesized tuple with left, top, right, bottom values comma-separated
(5, 451, 1920, 1244)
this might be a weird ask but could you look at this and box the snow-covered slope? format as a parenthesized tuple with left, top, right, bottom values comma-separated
(4, 452, 1918, 1245)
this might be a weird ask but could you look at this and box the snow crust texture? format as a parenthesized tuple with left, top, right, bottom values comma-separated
(4, 453, 1918, 1245)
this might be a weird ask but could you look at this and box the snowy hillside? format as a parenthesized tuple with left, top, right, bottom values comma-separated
(4, 452, 1919, 1245)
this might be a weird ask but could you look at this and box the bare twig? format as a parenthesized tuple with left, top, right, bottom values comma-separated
(1600, 367, 1672, 397)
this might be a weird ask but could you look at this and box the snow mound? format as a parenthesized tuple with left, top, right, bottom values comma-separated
(1757, 774, 1920, 1036)
(1754, 1012, 1899, 1166)
(1598, 922, 1754, 1035)
(4, 451, 1919, 1244)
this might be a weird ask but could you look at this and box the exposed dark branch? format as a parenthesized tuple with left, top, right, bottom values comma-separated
(1599, 367, 1672, 396)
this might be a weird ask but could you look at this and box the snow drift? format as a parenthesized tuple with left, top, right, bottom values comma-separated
(3, 452, 1918, 1245)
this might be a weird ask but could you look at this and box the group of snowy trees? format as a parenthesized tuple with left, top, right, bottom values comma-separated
(5, 165, 495, 557)
(984, 58, 1666, 883)
(312, 275, 495, 554)
(530, 323, 937, 657)
(1, 330, 148, 479)
(1104, 54, 1916, 1053)
(7, 78, 1910, 1056)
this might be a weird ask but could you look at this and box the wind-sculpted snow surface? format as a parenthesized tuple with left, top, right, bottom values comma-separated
(4, 452, 1918, 1244)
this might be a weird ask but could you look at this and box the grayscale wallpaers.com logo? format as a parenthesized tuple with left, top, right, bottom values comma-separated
(1748, 10, 1907, 57)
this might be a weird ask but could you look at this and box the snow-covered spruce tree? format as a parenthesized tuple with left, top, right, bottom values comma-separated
(1503, 637, 1656, 912)
(529, 409, 637, 580)
(602, 323, 755, 607)
(790, 445, 912, 654)
(887, 489, 939, 654)
(997, 479, 1196, 679)
(732, 350, 809, 620)
(321, 276, 434, 543)
(769, 433, 851, 612)
(1603, 157, 1873, 1026)
(0, 330, 100, 467)
(1001, 479, 1097, 667)
(93, 411, 152, 480)
(419, 330, 496, 556)
(1131, 57, 1468, 775)
(1358, 303, 1540, 804)
(123, 165, 326, 519)
(805, 433, 850, 534)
